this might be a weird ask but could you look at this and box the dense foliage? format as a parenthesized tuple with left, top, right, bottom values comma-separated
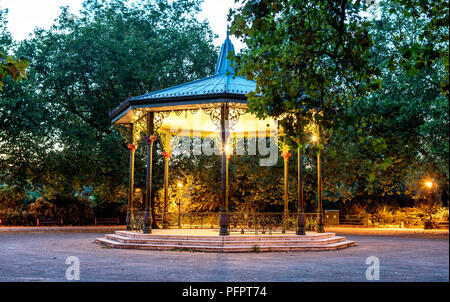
(0, 0, 448, 224)
(0, 0, 218, 222)
(229, 0, 448, 213)
(229, 0, 382, 148)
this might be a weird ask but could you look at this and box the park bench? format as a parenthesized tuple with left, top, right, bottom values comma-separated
(154, 217, 163, 225)
(37, 218, 63, 226)
(340, 216, 365, 226)
(151, 217, 164, 228)
(94, 217, 120, 225)
(437, 221, 449, 229)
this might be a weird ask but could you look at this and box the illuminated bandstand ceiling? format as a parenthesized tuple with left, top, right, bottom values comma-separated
(109, 33, 281, 138)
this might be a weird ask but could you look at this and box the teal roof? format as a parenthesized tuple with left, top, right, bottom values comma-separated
(110, 32, 256, 122)
(129, 35, 255, 101)
(130, 73, 255, 100)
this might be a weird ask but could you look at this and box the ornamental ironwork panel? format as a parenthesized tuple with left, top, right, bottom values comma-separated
(173, 109, 184, 116)
(202, 105, 247, 130)
(228, 107, 247, 129)
(202, 107, 222, 129)
(133, 112, 148, 139)
(125, 212, 323, 234)
(115, 124, 132, 143)
(117, 106, 248, 139)
(130, 211, 145, 232)
(188, 108, 199, 115)
(154, 111, 170, 130)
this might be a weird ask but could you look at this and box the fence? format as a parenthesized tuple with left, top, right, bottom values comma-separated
(338, 213, 449, 228)
(128, 211, 449, 233)
(129, 211, 336, 234)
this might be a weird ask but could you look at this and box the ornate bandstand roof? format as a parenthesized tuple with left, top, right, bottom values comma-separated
(110, 33, 256, 126)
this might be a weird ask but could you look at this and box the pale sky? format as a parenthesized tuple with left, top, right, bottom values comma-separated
(0, 0, 245, 51)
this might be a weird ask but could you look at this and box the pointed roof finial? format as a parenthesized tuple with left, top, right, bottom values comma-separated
(214, 26, 236, 75)
(226, 25, 229, 39)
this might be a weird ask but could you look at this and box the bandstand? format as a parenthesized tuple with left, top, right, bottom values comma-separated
(96, 33, 355, 252)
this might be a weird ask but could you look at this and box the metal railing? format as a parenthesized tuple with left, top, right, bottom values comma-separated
(128, 211, 449, 232)
(228, 212, 315, 235)
(338, 213, 449, 228)
(129, 211, 327, 234)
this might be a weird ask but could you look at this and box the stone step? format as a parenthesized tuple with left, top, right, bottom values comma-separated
(106, 234, 224, 245)
(105, 234, 346, 246)
(222, 240, 356, 252)
(96, 238, 223, 252)
(95, 237, 355, 252)
(114, 230, 337, 241)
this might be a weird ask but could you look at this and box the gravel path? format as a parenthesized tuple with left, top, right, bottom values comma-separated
(0, 231, 447, 282)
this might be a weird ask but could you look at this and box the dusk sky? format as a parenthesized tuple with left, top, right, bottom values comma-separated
(0, 0, 246, 51)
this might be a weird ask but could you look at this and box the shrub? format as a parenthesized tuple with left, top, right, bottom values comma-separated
(2, 209, 35, 226)
(28, 197, 57, 218)
(374, 206, 395, 225)
(0, 187, 27, 210)
(432, 207, 449, 222)
(47, 194, 94, 225)
(92, 201, 127, 221)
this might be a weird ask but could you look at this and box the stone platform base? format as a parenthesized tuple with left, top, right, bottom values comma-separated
(95, 230, 355, 252)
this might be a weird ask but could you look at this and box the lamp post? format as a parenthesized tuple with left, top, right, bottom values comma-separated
(177, 182, 183, 228)
(424, 179, 434, 229)
(225, 144, 231, 212)
(312, 134, 324, 233)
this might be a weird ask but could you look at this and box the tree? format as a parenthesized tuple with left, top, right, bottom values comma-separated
(390, 0, 449, 96)
(0, 9, 46, 197)
(320, 0, 449, 209)
(229, 0, 448, 210)
(229, 0, 381, 149)
(0, 0, 218, 207)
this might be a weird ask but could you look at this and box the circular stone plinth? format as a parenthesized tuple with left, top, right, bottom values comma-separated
(95, 229, 355, 252)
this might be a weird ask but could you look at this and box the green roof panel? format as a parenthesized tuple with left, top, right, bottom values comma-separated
(130, 35, 255, 102)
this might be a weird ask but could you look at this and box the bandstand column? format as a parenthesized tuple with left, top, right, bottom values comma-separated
(162, 132, 172, 229)
(143, 112, 155, 234)
(226, 153, 230, 211)
(281, 145, 291, 234)
(126, 130, 137, 231)
(297, 147, 306, 235)
(317, 148, 325, 233)
(219, 103, 230, 235)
